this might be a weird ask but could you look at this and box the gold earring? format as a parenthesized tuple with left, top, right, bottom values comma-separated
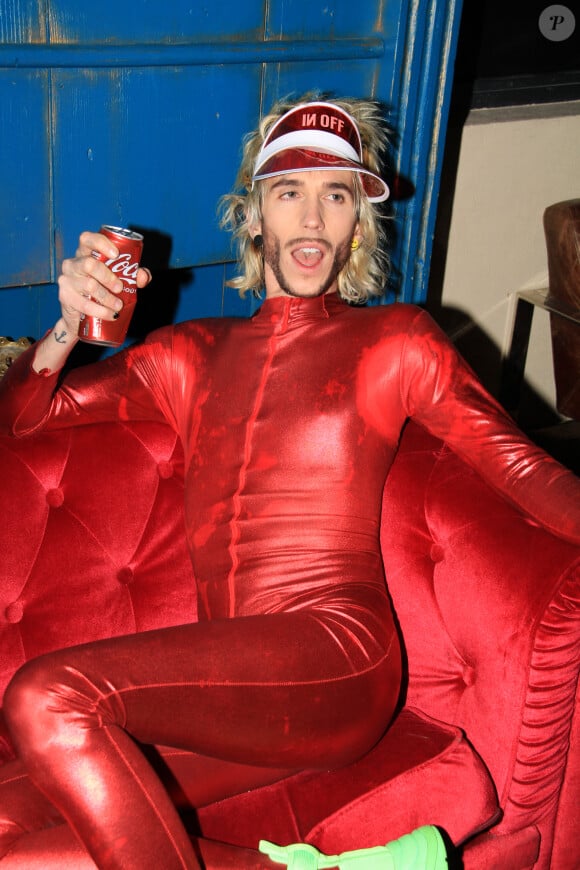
(351, 238, 360, 252)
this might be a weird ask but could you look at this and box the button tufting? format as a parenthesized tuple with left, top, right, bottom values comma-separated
(5, 601, 24, 623)
(46, 487, 64, 508)
(463, 665, 476, 687)
(158, 461, 174, 480)
(429, 544, 445, 563)
(117, 567, 134, 585)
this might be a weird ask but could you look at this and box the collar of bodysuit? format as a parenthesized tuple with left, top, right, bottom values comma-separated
(253, 292, 346, 329)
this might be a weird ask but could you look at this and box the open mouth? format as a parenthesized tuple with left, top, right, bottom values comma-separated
(291, 242, 326, 268)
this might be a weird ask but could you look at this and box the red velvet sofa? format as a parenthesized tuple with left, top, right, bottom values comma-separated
(0, 416, 578, 868)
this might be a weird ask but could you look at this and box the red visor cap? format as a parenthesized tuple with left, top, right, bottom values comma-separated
(252, 101, 389, 203)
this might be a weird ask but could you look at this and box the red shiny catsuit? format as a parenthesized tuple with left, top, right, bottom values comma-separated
(0, 294, 579, 869)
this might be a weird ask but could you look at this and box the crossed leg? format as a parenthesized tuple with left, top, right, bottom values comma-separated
(1, 610, 400, 868)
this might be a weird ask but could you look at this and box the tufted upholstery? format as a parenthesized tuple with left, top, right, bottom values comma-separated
(0, 418, 578, 868)
(0, 421, 195, 699)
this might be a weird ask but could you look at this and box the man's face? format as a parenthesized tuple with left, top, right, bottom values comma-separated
(255, 170, 361, 299)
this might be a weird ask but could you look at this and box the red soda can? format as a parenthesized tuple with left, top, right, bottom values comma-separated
(78, 225, 144, 347)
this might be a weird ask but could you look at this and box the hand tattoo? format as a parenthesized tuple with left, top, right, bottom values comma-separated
(54, 330, 68, 344)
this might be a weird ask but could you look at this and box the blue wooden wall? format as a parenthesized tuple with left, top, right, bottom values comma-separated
(0, 0, 463, 343)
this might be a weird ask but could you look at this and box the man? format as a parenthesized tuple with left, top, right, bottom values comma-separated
(0, 95, 578, 870)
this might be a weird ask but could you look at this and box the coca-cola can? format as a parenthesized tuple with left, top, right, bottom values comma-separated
(78, 225, 144, 347)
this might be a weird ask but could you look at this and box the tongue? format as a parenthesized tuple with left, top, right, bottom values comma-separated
(294, 248, 322, 267)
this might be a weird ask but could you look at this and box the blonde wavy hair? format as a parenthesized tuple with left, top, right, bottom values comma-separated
(219, 93, 391, 304)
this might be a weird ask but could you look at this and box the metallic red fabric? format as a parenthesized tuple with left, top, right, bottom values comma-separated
(0, 294, 578, 868)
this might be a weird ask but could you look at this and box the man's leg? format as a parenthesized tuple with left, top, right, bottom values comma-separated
(3, 612, 400, 869)
(0, 753, 290, 869)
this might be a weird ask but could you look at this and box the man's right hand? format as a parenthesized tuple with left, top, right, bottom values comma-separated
(32, 230, 152, 374)
(58, 231, 151, 335)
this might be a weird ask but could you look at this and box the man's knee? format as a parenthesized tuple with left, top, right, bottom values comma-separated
(5, 656, 50, 724)
(5, 650, 126, 761)
(3, 654, 111, 761)
(4, 657, 63, 755)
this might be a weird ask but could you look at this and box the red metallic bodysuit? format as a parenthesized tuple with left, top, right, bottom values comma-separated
(0, 294, 579, 868)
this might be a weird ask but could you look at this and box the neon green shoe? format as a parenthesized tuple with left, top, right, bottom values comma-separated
(259, 825, 448, 870)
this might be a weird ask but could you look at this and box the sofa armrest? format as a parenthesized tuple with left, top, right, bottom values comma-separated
(502, 558, 579, 865)
(550, 673, 580, 870)
(381, 423, 580, 863)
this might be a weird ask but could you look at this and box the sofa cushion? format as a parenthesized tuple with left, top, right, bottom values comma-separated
(197, 706, 499, 853)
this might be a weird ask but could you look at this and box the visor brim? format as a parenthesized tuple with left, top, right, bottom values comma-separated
(252, 149, 389, 203)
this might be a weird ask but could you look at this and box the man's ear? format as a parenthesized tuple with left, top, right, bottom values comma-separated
(247, 218, 262, 242)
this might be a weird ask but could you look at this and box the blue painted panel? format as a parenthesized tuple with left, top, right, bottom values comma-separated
(261, 57, 393, 104)
(0, 0, 46, 42)
(0, 287, 38, 339)
(47, 0, 265, 44)
(378, 0, 463, 302)
(265, 0, 381, 38)
(0, 69, 52, 286)
(51, 65, 261, 267)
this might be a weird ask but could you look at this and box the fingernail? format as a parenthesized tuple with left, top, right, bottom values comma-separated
(113, 312, 120, 320)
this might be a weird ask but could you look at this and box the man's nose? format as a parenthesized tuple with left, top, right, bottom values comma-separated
(302, 198, 324, 229)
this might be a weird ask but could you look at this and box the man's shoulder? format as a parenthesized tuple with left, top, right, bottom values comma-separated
(371, 301, 422, 319)
(342, 301, 425, 330)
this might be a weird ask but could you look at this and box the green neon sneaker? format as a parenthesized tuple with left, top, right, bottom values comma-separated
(259, 825, 448, 870)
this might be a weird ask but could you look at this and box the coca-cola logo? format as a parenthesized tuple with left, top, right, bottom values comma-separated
(105, 253, 139, 290)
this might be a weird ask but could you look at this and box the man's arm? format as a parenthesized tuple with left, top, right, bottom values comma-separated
(32, 317, 81, 373)
(0, 230, 153, 436)
(399, 309, 580, 546)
